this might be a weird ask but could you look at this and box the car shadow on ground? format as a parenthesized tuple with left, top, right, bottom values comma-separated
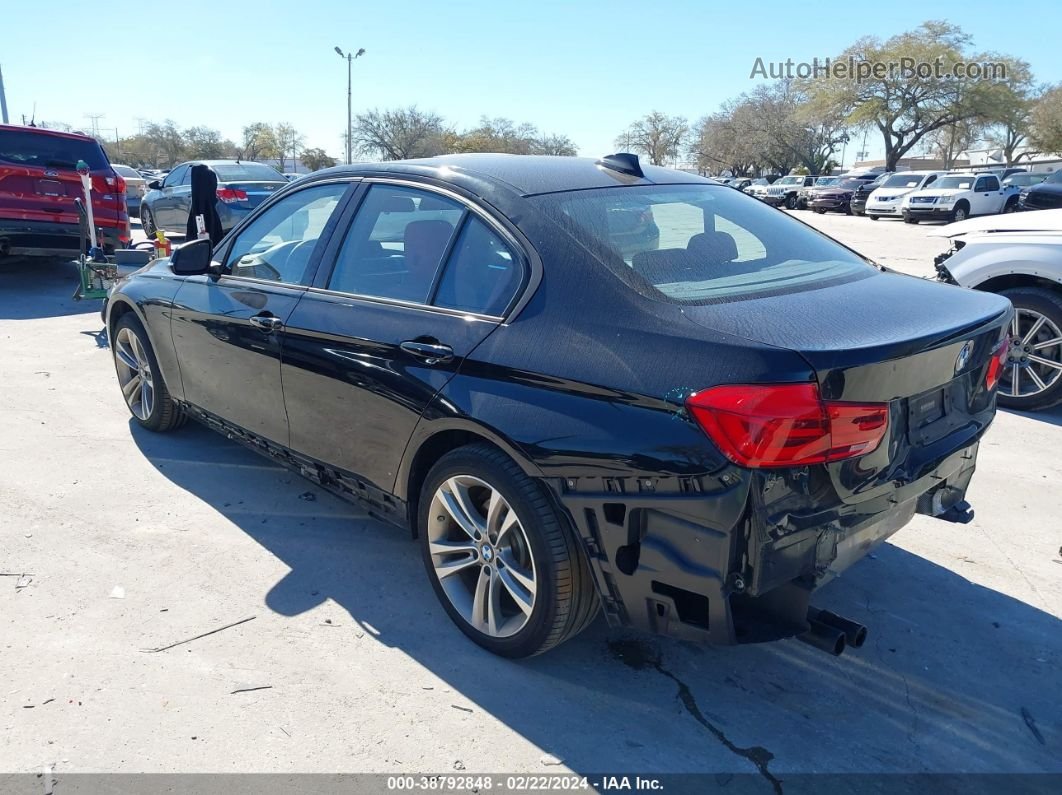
(1003, 404, 1062, 427)
(0, 256, 105, 321)
(130, 421, 1061, 779)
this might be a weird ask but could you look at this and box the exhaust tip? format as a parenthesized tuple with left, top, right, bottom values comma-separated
(798, 621, 847, 656)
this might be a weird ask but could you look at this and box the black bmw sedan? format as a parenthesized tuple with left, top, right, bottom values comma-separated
(104, 153, 1012, 658)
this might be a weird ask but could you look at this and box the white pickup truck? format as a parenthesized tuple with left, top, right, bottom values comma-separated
(901, 172, 1021, 224)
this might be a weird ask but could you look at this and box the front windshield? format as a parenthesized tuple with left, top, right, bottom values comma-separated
(882, 173, 925, 188)
(532, 184, 873, 304)
(836, 177, 864, 189)
(815, 177, 839, 186)
(778, 176, 803, 185)
(936, 176, 975, 189)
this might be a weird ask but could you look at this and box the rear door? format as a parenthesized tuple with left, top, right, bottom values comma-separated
(152, 164, 189, 230)
(281, 181, 527, 492)
(169, 180, 354, 444)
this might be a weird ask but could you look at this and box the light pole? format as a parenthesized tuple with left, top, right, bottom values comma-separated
(334, 46, 365, 165)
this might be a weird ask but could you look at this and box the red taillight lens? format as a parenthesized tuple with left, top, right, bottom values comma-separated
(985, 337, 1010, 392)
(685, 383, 889, 468)
(216, 187, 248, 203)
(114, 174, 126, 194)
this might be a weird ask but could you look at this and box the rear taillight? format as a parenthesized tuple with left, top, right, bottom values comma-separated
(216, 187, 248, 203)
(685, 383, 889, 468)
(985, 337, 1010, 392)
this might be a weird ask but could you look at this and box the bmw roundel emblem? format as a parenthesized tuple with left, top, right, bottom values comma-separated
(955, 341, 973, 374)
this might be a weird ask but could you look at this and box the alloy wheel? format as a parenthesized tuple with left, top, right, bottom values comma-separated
(114, 327, 155, 420)
(141, 207, 156, 238)
(1000, 308, 1062, 399)
(427, 475, 537, 638)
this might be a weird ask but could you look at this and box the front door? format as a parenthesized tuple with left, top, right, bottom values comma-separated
(152, 164, 189, 230)
(169, 181, 353, 444)
(281, 182, 527, 491)
(972, 175, 1001, 215)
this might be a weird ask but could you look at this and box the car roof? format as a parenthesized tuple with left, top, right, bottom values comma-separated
(0, 123, 101, 142)
(314, 154, 710, 196)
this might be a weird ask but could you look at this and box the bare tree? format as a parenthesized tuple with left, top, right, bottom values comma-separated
(616, 111, 688, 165)
(352, 106, 447, 160)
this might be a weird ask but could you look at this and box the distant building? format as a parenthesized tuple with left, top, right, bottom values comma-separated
(959, 146, 1062, 174)
(853, 156, 969, 172)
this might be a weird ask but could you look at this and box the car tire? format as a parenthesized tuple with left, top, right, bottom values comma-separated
(1003, 197, 1019, 214)
(869, 214, 880, 221)
(951, 203, 969, 223)
(785, 194, 798, 210)
(904, 217, 919, 224)
(996, 288, 1062, 411)
(112, 314, 186, 432)
(814, 208, 825, 214)
(141, 206, 157, 239)
(418, 444, 599, 658)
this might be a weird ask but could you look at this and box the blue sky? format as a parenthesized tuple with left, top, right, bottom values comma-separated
(2, 0, 1060, 166)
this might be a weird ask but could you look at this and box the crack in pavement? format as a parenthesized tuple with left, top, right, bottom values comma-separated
(609, 639, 783, 795)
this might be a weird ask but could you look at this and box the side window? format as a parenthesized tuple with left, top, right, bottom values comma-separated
(180, 166, 195, 186)
(434, 217, 522, 316)
(328, 185, 464, 303)
(981, 176, 1000, 191)
(162, 165, 186, 188)
(224, 182, 349, 284)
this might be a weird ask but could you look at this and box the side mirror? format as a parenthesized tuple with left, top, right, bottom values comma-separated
(170, 238, 213, 275)
(148, 180, 162, 190)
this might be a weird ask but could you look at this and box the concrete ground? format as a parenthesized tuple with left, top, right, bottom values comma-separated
(1, 213, 1060, 785)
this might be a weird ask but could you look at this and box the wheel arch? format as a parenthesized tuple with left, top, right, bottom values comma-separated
(971, 273, 1062, 296)
(398, 420, 545, 538)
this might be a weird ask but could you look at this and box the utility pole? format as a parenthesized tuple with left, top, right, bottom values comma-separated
(0, 64, 9, 125)
(84, 113, 104, 138)
(334, 46, 365, 164)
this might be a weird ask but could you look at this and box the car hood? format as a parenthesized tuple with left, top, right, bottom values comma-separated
(679, 269, 1010, 371)
(870, 189, 915, 200)
(926, 207, 1062, 238)
(914, 188, 967, 199)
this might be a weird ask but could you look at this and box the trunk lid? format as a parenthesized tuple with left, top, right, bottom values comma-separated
(218, 180, 286, 210)
(682, 271, 1009, 399)
(682, 271, 1011, 487)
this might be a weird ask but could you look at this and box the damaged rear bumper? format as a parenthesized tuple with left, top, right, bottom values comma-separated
(554, 441, 980, 646)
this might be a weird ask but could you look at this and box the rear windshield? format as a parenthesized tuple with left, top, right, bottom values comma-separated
(112, 164, 141, 179)
(213, 163, 284, 182)
(0, 130, 109, 170)
(1003, 173, 1044, 186)
(882, 173, 925, 188)
(532, 184, 873, 303)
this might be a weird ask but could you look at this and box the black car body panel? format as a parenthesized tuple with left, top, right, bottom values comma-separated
(1021, 178, 1062, 211)
(104, 154, 1010, 649)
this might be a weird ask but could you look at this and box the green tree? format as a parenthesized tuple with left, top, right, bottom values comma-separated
(615, 111, 687, 165)
(448, 117, 539, 155)
(142, 120, 186, 167)
(300, 147, 337, 172)
(241, 122, 280, 162)
(531, 134, 578, 156)
(1029, 84, 1062, 155)
(184, 125, 226, 159)
(981, 60, 1038, 165)
(800, 21, 1018, 171)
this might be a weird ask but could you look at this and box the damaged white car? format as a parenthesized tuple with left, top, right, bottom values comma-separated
(933, 209, 1062, 410)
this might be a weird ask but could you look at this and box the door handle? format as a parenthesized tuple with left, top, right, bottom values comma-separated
(400, 340, 454, 364)
(249, 315, 284, 333)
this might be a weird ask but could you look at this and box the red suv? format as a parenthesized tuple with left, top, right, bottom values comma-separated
(0, 124, 131, 257)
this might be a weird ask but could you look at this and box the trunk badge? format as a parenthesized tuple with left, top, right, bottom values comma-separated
(955, 341, 973, 373)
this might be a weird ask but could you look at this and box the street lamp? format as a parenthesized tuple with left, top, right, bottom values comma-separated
(334, 46, 365, 165)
